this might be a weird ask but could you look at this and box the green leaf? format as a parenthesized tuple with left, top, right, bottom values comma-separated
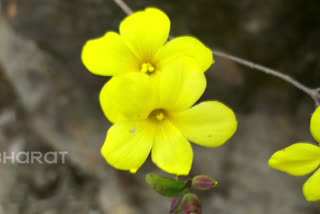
(146, 174, 186, 197)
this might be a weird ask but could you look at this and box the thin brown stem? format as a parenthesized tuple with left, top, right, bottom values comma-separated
(212, 50, 318, 103)
(110, 0, 320, 107)
(113, 0, 133, 15)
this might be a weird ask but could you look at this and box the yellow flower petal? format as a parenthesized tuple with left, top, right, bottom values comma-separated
(120, 8, 170, 61)
(100, 73, 156, 123)
(269, 143, 320, 176)
(311, 106, 320, 143)
(171, 101, 237, 147)
(158, 57, 206, 111)
(303, 168, 320, 201)
(155, 36, 214, 72)
(151, 121, 193, 175)
(82, 32, 138, 76)
(101, 121, 154, 173)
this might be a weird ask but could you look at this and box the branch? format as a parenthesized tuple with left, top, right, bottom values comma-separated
(111, 0, 320, 107)
(212, 50, 320, 107)
(113, 0, 133, 15)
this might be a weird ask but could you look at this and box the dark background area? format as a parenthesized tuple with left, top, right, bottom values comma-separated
(0, 0, 319, 213)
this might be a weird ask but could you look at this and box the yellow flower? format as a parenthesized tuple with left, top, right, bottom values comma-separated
(269, 106, 320, 201)
(99, 58, 237, 175)
(81, 8, 213, 78)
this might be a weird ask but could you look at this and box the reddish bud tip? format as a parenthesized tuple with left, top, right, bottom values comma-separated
(191, 175, 218, 191)
(170, 196, 182, 213)
(183, 193, 201, 214)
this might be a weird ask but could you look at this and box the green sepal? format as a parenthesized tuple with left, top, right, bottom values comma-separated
(146, 174, 186, 197)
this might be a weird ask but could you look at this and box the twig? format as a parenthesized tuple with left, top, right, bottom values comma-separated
(110, 0, 320, 107)
(113, 0, 133, 15)
(212, 49, 320, 107)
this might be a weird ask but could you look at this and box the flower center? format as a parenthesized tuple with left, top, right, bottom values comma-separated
(149, 109, 166, 122)
(155, 112, 165, 121)
(141, 62, 155, 74)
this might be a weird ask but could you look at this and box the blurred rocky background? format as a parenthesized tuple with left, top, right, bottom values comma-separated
(0, 0, 319, 213)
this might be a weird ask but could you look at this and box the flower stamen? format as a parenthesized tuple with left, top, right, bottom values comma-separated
(155, 112, 165, 121)
(141, 63, 155, 74)
(149, 109, 166, 122)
